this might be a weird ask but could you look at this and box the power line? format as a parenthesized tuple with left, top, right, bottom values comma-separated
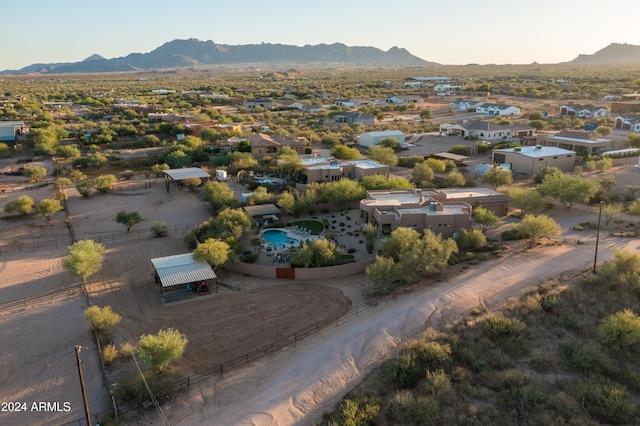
(131, 352, 171, 426)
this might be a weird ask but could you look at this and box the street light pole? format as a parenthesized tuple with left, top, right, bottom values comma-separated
(593, 201, 603, 274)
(75, 345, 92, 426)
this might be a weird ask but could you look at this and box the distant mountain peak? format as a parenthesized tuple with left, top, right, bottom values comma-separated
(1, 38, 437, 75)
(83, 54, 106, 62)
(570, 43, 640, 64)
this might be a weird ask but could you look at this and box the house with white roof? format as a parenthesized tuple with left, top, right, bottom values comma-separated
(491, 146, 576, 176)
(614, 114, 640, 132)
(475, 103, 521, 116)
(358, 130, 405, 147)
(560, 104, 609, 118)
(449, 99, 484, 112)
(439, 121, 513, 141)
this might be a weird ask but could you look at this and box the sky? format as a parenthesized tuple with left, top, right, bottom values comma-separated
(3, 0, 640, 71)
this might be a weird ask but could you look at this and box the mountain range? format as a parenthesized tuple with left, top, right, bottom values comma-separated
(568, 43, 640, 64)
(0, 39, 434, 75)
(3, 40, 640, 75)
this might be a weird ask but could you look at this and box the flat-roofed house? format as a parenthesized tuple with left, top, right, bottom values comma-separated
(439, 121, 513, 141)
(359, 130, 405, 147)
(359, 188, 491, 237)
(300, 157, 390, 183)
(536, 130, 614, 155)
(492, 145, 576, 176)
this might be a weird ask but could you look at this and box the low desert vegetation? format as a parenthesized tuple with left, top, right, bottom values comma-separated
(324, 248, 640, 425)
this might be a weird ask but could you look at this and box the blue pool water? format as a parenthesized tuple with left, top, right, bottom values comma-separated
(262, 229, 299, 247)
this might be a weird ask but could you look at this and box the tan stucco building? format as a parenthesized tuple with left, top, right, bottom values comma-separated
(301, 157, 389, 183)
(492, 145, 576, 176)
(360, 188, 507, 237)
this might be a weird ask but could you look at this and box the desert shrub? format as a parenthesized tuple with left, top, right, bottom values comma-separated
(455, 228, 487, 250)
(408, 340, 452, 370)
(334, 394, 381, 426)
(387, 390, 440, 425)
(558, 340, 612, 374)
(481, 314, 528, 357)
(572, 376, 636, 424)
(383, 352, 422, 389)
(501, 228, 524, 241)
(115, 373, 171, 406)
(102, 344, 118, 365)
(347, 247, 356, 254)
(239, 252, 259, 263)
(119, 342, 136, 359)
(120, 170, 135, 180)
(477, 252, 491, 261)
(420, 369, 455, 404)
(151, 221, 168, 237)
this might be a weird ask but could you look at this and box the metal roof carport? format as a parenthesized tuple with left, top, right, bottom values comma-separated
(162, 167, 211, 192)
(151, 253, 217, 300)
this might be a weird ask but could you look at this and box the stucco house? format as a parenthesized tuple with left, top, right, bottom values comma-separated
(385, 95, 424, 104)
(332, 112, 375, 125)
(536, 130, 615, 155)
(439, 121, 513, 141)
(475, 103, 521, 116)
(300, 157, 389, 183)
(560, 104, 609, 118)
(243, 98, 275, 110)
(248, 133, 306, 159)
(449, 99, 484, 112)
(492, 145, 576, 176)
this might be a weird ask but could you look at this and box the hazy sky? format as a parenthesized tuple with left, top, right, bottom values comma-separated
(3, 0, 639, 70)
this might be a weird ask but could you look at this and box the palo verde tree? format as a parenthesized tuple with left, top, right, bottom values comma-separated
(22, 164, 48, 182)
(3, 195, 34, 216)
(136, 328, 188, 374)
(35, 198, 63, 221)
(201, 180, 237, 212)
(83, 305, 121, 332)
(116, 210, 142, 233)
(62, 239, 105, 285)
(514, 214, 561, 248)
(506, 187, 546, 217)
(480, 166, 513, 190)
(473, 206, 501, 233)
(193, 238, 232, 271)
(540, 172, 599, 210)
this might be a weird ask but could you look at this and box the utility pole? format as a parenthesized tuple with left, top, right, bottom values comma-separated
(75, 345, 92, 426)
(593, 201, 603, 274)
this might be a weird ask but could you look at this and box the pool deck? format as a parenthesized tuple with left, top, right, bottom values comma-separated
(260, 227, 318, 253)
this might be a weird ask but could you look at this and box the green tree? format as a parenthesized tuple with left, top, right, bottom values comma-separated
(425, 158, 446, 173)
(627, 198, 640, 235)
(182, 177, 202, 191)
(150, 163, 170, 176)
(443, 169, 466, 187)
(455, 228, 487, 250)
(62, 239, 105, 285)
(164, 149, 191, 169)
(540, 172, 600, 210)
(202, 181, 237, 211)
(137, 328, 188, 373)
(528, 120, 546, 130)
(87, 152, 107, 168)
(412, 162, 434, 187)
(598, 309, 640, 351)
(473, 206, 501, 233)
(514, 214, 561, 248)
(603, 202, 624, 226)
(627, 133, 640, 148)
(367, 145, 398, 166)
(75, 180, 94, 198)
(35, 198, 63, 221)
(420, 109, 433, 119)
(527, 111, 544, 120)
(480, 166, 512, 190)
(55, 145, 81, 159)
(22, 165, 48, 182)
(116, 210, 142, 233)
(331, 144, 361, 160)
(506, 187, 545, 217)
(363, 223, 378, 254)
(320, 179, 366, 207)
(236, 139, 251, 152)
(379, 137, 402, 153)
(360, 174, 413, 190)
(366, 256, 399, 292)
(95, 174, 117, 193)
(3, 195, 34, 215)
(193, 238, 232, 271)
(276, 191, 297, 215)
(596, 125, 612, 137)
(291, 238, 345, 268)
(83, 305, 121, 332)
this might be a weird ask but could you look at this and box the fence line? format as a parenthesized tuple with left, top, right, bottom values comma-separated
(0, 284, 84, 316)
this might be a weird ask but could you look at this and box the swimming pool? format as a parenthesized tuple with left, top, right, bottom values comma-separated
(261, 229, 299, 249)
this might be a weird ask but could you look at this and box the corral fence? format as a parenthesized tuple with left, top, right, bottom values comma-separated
(0, 284, 84, 316)
(116, 297, 381, 417)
